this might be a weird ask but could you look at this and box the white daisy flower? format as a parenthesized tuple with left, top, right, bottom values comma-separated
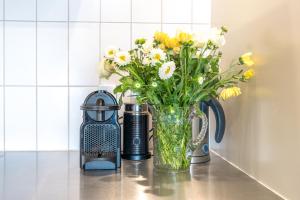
(198, 76, 205, 84)
(142, 57, 151, 65)
(202, 49, 212, 58)
(193, 30, 211, 47)
(209, 27, 226, 47)
(142, 39, 153, 53)
(114, 51, 131, 66)
(150, 48, 166, 65)
(97, 59, 114, 79)
(159, 61, 176, 80)
(105, 46, 118, 59)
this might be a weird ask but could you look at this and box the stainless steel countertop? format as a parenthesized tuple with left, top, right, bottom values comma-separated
(0, 152, 282, 200)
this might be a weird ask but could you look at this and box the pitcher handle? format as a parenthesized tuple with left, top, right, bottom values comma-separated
(187, 107, 208, 157)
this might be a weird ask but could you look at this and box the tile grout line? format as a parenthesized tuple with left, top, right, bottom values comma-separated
(99, 0, 101, 81)
(0, 19, 210, 25)
(160, 0, 163, 31)
(3, 0, 5, 152)
(191, 0, 193, 31)
(130, 0, 133, 49)
(35, 0, 38, 151)
(67, 0, 70, 151)
(0, 85, 102, 87)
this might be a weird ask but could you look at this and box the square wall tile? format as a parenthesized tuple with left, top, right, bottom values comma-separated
(0, 22, 3, 85)
(37, 87, 68, 150)
(192, 24, 211, 32)
(0, 87, 3, 151)
(5, 87, 36, 151)
(69, 23, 99, 86)
(69, 87, 97, 150)
(37, 0, 68, 21)
(0, 0, 3, 20)
(162, 0, 192, 23)
(132, 23, 161, 46)
(37, 22, 68, 86)
(162, 23, 192, 36)
(101, 0, 131, 22)
(132, 0, 161, 23)
(192, 0, 211, 24)
(100, 23, 131, 56)
(5, 22, 36, 85)
(5, 0, 36, 20)
(69, 0, 100, 22)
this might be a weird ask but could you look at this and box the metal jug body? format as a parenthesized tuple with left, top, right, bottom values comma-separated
(191, 99, 226, 164)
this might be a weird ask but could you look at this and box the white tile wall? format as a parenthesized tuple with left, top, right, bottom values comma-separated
(5, 0, 36, 21)
(0, 87, 3, 151)
(132, 23, 161, 41)
(162, 0, 192, 23)
(37, 87, 68, 150)
(192, 0, 211, 24)
(69, 22, 99, 86)
(5, 87, 36, 150)
(100, 23, 131, 55)
(37, 22, 68, 85)
(69, 0, 100, 22)
(0, 0, 3, 20)
(162, 23, 192, 36)
(101, 0, 131, 23)
(0, 22, 3, 85)
(0, 0, 211, 150)
(132, 0, 161, 23)
(37, 0, 68, 21)
(5, 22, 36, 85)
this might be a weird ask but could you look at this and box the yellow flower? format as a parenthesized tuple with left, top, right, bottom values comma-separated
(243, 69, 255, 80)
(164, 37, 180, 49)
(173, 46, 181, 54)
(175, 31, 193, 44)
(159, 43, 166, 50)
(154, 32, 169, 43)
(220, 87, 241, 100)
(240, 52, 254, 67)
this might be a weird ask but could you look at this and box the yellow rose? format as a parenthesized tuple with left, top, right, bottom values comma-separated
(154, 32, 169, 43)
(159, 43, 166, 50)
(240, 52, 254, 67)
(164, 37, 180, 49)
(220, 87, 241, 100)
(175, 31, 193, 44)
(173, 47, 181, 54)
(243, 69, 255, 80)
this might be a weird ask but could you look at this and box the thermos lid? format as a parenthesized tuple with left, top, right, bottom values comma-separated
(124, 103, 148, 113)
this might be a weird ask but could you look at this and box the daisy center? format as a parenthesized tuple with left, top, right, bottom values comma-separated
(154, 54, 161, 60)
(119, 55, 126, 61)
(165, 66, 171, 74)
(108, 50, 115, 55)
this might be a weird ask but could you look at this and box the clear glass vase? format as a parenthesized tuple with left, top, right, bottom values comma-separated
(153, 106, 208, 172)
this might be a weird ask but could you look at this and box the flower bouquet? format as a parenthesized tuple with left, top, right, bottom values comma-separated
(98, 27, 254, 172)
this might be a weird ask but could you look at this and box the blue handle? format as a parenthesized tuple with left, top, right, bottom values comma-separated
(207, 98, 226, 143)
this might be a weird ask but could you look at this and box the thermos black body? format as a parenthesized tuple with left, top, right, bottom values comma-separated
(122, 103, 151, 160)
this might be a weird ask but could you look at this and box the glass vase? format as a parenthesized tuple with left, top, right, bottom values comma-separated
(153, 106, 207, 172)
